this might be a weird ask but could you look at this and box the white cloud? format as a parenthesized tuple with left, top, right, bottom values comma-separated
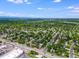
(7, 0, 23, 4)
(37, 8, 44, 10)
(0, 11, 5, 16)
(71, 10, 79, 13)
(68, 13, 79, 15)
(68, 6, 74, 9)
(26, 2, 32, 4)
(24, 0, 28, 2)
(0, 11, 26, 17)
(67, 6, 79, 10)
(74, 7, 79, 10)
(0, 11, 38, 17)
(53, 0, 61, 3)
(67, 6, 79, 15)
(0, 11, 4, 14)
(37, 7, 53, 11)
(7, 0, 31, 4)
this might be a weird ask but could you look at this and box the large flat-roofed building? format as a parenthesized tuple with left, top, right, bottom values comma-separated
(0, 43, 26, 58)
(0, 47, 24, 58)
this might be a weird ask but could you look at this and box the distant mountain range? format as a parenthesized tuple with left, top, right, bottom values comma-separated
(0, 16, 79, 21)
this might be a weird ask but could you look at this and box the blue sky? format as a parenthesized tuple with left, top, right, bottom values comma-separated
(0, 0, 79, 18)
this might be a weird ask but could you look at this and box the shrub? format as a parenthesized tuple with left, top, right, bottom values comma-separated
(28, 50, 38, 55)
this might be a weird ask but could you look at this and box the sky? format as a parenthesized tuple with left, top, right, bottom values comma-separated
(0, 0, 79, 18)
